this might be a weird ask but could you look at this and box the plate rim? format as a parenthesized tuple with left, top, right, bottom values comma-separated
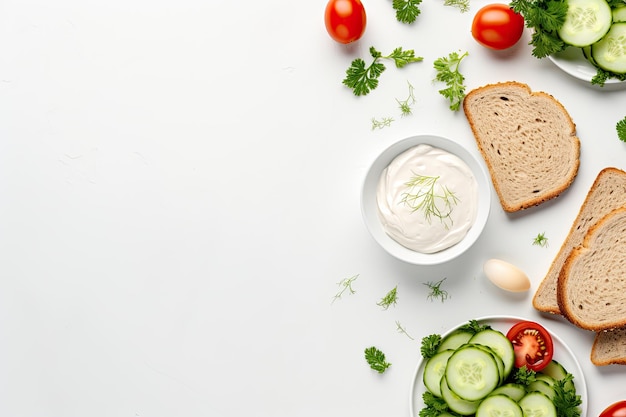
(408, 315, 588, 417)
(549, 46, 625, 86)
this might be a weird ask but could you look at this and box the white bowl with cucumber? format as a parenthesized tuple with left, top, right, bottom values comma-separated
(409, 316, 588, 417)
(514, 0, 626, 87)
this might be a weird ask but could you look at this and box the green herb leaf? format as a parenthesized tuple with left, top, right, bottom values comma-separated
(424, 278, 450, 302)
(617, 116, 626, 142)
(386, 47, 424, 68)
(371, 116, 394, 130)
(393, 0, 423, 24)
(533, 232, 549, 247)
(331, 274, 359, 303)
(401, 174, 459, 227)
(420, 334, 442, 359)
(397, 81, 416, 117)
(457, 319, 492, 334)
(364, 346, 391, 373)
(433, 51, 468, 111)
(513, 365, 537, 386)
(553, 373, 582, 417)
(377, 285, 399, 309)
(443, 0, 470, 12)
(396, 321, 414, 340)
(419, 391, 449, 417)
(509, 0, 567, 58)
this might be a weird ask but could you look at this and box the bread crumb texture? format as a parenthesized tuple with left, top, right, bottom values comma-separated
(463, 81, 580, 212)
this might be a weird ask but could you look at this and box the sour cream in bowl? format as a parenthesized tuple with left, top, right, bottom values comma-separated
(361, 135, 491, 265)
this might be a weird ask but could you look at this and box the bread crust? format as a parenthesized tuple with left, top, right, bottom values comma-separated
(591, 328, 626, 366)
(463, 81, 580, 212)
(532, 167, 626, 314)
(557, 207, 626, 331)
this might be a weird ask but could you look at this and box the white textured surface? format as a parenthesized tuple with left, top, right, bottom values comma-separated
(1, 0, 626, 416)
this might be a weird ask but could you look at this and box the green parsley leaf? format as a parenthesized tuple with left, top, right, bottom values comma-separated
(419, 391, 449, 417)
(420, 334, 442, 359)
(553, 373, 582, 417)
(457, 319, 492, 334)
(393, 0, 422, 24)
(509, 0, 567, 58)
(343, 47, 423, 96)
(433, 51, 469, 111)
(513, 365, 537, 386)
(617, 116, 626, 142)
(364, 346, 391, 373)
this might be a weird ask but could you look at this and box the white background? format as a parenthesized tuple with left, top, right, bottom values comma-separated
(1, 0, 626, 416)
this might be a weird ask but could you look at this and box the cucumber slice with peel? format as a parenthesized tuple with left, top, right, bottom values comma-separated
(591, 22, 626, 73)
(613, 5, 626, 22)
(519, 392, 558, 417)
(476, 394, 523, 417)
(444, 345, 500, 401)
(423, 349, 454, 397)
(468, 329, 516, 381)
(558, 0, 613, 46)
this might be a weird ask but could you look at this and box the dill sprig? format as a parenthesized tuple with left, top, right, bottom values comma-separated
(533, 232, 549, 247)
(371, 117, 394, 130)
(401, 174, 459, 228)
(377, 285, 398, 309)
(443, 0, 470, 13)
(332, 274, 359, 304)
(397, 81, 416, 117)
(424, 278, 450, 302)
(396, 321, 414, 340)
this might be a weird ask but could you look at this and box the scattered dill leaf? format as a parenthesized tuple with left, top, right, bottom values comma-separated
(424, 278, 450, 302)
(396, 320, 414, 340)
(377, 285, 398, 309)
(371, 116, 394, 130)
(433, 50, 468, 111)
(332, 274, 359, 303)
(364, 346, 391, 373)
(420, 334, 442, 359)
(402, 175, 459, 228)
(443, 0, 470, 13)
(617, 116, 626, 143)
(397, 81, 416, 117)
(533, 232, 549, 247)
(392, 0, 423, 24)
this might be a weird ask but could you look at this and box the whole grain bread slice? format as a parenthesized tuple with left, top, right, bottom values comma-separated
(463, 81, 580, 212)
(533, 167, 626, 314)
(557, 207, 626, 331)
(592, 327, 626, 366)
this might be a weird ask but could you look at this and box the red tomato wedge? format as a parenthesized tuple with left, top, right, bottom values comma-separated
(506, 320, 554, 371)
(600, 401, 626, 417)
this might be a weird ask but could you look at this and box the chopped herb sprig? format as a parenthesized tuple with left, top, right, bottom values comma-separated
(433, 51, 468, 111)
(393, 0, 423, 24)
(364, 346, 392, 373)
(617, 116, 626, 142)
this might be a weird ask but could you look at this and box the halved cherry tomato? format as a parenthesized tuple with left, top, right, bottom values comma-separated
(324, 0, 367, 44)
(506, 320, 554, 372)
(471, 3, 524, 50)
(600, 401, 626, 417)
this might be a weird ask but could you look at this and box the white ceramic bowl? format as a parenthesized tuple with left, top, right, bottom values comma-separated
(361, 135, 491, 265)
(549, 47, 626, 89)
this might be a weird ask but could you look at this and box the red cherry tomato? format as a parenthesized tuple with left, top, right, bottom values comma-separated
(471, 3, 525, 50)
(324, 0, 367, 44)
(600, 401, 626, 417)
(506, 320, 554, 372)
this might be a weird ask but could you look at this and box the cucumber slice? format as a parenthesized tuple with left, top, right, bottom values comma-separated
(558, 0, 613, 47)
(476, 394, 523, 417)
(527, 380, 556, 400)
(437, 330, 473, 353)
(423, 349, 454, 397)
(489, 383, 527, 402)
(444, 345, 500, 401)
(440, 375, 481, 416)
(519, 392, 557, 417)
(470, 344, 505, 384)
(540, 360, 576, 392)
(468, 329, 515, 380)
(591, 22, 626, 73)
(535, 373, 557, 387)
(613, 5, 626, 22)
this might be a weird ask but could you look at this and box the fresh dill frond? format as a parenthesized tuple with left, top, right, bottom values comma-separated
(377, 285, 398, 309)
(396, 321, 414, 340)
(424, 278, 450, 302)
(443, 0, 470, 13)
(371, 117, 394, 130)
(533, 232, 549, 247)
(397, 81, 416, 117)
(332, 274, 359, 304)
(401, 174, 459, 227)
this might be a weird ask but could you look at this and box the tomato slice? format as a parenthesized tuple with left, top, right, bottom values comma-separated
(506, 320, 554, 371)
(600, 401, 626, 417)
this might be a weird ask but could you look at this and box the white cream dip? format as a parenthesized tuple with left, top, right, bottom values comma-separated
(376, 144, 479, 254)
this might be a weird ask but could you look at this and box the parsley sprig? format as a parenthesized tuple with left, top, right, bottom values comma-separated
(420, 334, 442, 359)
(393, 0, 423, 24)
(553, 374, 582, 417)
(617, 116, 626, 142)
(343, 46, 423, 96)
(419, 391, 449, 417)
(433, 51, 468, 111)
(509, 0, 568, 58)
(364, 346, 391, 373)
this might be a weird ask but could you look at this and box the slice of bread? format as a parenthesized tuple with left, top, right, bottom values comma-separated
(533, 167, 626, 314)
(591, 327, 626, 366)
(557, 207, 626, 331)
(463, 81, 580, 212)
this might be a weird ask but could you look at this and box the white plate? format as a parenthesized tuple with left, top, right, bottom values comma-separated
(549, 47, 626, 87)
(409, 315, 588, 417)
(361, 135, 491, 265)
